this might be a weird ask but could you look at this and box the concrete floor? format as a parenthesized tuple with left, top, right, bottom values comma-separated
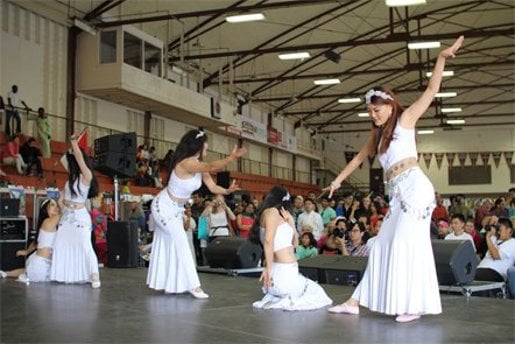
(1, 268, 514, 343)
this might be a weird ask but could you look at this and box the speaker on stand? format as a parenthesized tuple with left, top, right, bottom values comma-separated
(107, 221, 139, 268)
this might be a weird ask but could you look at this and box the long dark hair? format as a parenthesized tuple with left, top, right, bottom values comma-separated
(67, 148, 98, 199)
(249, 186, 292, 244)
(368, 86, 404, 155)
(168, 128, 208, 175)
(33, 199, 55, 247)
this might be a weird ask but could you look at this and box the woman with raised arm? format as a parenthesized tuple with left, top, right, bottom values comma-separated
(326, 36, 464, 323)
(250, 186, 332, 310)
(50, 133, 100, 288)
(147, 128, 246, 298)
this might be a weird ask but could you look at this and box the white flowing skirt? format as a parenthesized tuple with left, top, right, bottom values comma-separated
(50, 208, 99, 283)
(26, 253, 52, 282)
(253, 262, 332, 311)
(146, 191, 201, 293)
(352, 167, 442, 315)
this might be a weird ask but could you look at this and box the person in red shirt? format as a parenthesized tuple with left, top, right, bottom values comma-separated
(432, 192, 449, 223)
(1, 135, 26, 174)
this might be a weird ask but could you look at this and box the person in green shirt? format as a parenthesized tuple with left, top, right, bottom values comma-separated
(28, 107, 51, 158)
(320, 196, 337, 226)
(295, 232, 318, 260)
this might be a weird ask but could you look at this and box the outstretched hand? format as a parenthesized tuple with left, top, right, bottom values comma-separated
(439, 35, 464, 59)
(226, 179, 240, 194)
(322, 181, 341, 199)
(230, 145, 247, 159)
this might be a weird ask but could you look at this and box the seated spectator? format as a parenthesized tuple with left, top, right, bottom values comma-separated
(475, 218, 515, 282)
(445, 214, 476, 252)
(297, 198, 324, 240)
(295, 232, 318, 260)
(20, 137, 43, 178)
(320, 196, 337, 226)
(134, 163, 153, 187)
(236, 203, 255, 238)
(127, 195, 146, 233)
(437, 219, 450, 239)
(342, 222, 369, 257)
(464, 217, 483, 256)
(148, 146, 157, 165)
(491, 197, 509, 218)
(367, 216, 383, 249)
(90, 195, 107, 266)
(432, 192, 449, 223)
(161, 149, 174, 171)
(319, 222, 343, 255)
(1, 135, 26, 175)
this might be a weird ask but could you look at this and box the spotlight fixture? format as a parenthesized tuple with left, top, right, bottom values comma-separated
(435, 92, 457, 98)
(417, 129, 434, 134)
(426, 70, 454, 77)
(441, 107, 462, 113)
(446, 119, 465, 125)
(338, 98, 361, 104)
(358, 112, 370, 118)
(386, 0, 426, 6)
(324, 50, 341, 64)
(226, 13, 265, 23)
(408, 41, 441, 49)
(314, 79, 340, 85)
(278, 52, 310, 60)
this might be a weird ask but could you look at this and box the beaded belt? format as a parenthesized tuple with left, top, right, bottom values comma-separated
(385, 157, 418, 182)
(63, 200, 85, 209)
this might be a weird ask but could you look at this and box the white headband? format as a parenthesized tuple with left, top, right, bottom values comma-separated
(282, 192, 291, 202)
(365, 89, 393, 104)
(195, 130, 205, 139)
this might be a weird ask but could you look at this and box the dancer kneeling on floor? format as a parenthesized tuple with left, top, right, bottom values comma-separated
(250, 186, 332, 311)
(50, 133, 101, 288)
(0, 199, 60, 282)
(146, 128, 246, 299)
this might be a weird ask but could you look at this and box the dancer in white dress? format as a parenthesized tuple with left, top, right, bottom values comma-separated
(0, 199, 60, 282)
(146, 128, 246, 298)
(326, 36, 464, 323)
(50, 133, 100, 288)
(251, 186, 332, 311)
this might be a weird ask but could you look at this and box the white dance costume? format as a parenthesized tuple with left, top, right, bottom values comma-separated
(147, 171, 202, 293)
(253, 222, 332, 311)
(25, 230, 56, 282)
(352, 124, 441, 315)
(50, 180, 99, 283)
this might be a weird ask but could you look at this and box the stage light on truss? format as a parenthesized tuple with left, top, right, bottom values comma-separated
(278, 52, 310, 60)
(435, 92, 457, 98)
(226, 13, 265, 23)
(426, 70, 454, 77)
(386, 0, 426, 7)
(408, 41, 441, 50)
(338, 98, 361, 104)
(441, 107, 462, 113)
(417, 129, 434, 134)
(446, 119, 465, 124)
(357, 112, 370, 118)
(314, 78, 340, 85)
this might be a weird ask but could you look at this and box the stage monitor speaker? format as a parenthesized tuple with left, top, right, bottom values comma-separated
(205, 237, 263, 269)
(107, 221, 139, 268)
(217, 171, 231, 188)
(369, 168, 384, 194)
(298, 255, 368, 285)
(0, 242, 26, 270)
(432, 239, 479, 285)
(94, 132, 137, 155)
(94, 152, 136, 178)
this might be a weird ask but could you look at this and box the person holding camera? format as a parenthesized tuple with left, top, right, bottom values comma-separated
(202, 194, 236, 241)
(341, 222, 369, 257)
(475, 218, 515, 282)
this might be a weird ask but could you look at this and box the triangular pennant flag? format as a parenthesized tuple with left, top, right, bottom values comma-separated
(469, 152, 479, 166)
(423, 153, 432, 169)
(368, 155, 376, 167)
(504, 151, 513, 166)
(457, 152, 467, 167)
(344, 151, 355, 164)
(492, 152, 502, 168)
(480, 152, 490, 166)
(435, 153, 444, 170)
(446, 152, 455, 167)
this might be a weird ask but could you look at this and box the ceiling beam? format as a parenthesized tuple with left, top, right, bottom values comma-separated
(96, 0, 337, 28)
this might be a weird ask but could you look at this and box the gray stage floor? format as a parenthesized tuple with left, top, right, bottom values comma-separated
(1, 268, 514, 343)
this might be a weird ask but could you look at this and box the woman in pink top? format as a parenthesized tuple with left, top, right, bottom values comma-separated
(1, 135, 26, 175)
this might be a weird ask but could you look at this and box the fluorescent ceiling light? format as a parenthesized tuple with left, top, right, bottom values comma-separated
(226, 13, 265, 23)
(417, 129, 434, 134)
(386, 0, 426, 6)
(408, 41, 441, 50)
(426, 70, 454, 77)
(358, 112, 370, 118)
(446, 119, 465, 125)
(278, 52, 310, 60)
(435, 92, 457, 98)
(441, 107, 462, 113)
(314, 78, 340, 85)
(338, 98, 361, 104)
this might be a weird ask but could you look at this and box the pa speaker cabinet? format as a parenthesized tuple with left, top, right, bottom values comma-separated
(0, 242, 26, 270)
(94, 152, 135, 178)
(432, 239, 479, 285)
(107, 221, 139, 268)
(205, 237, 262, 269)
(298, 255, 368, 285)
(94, 132, 137, 155)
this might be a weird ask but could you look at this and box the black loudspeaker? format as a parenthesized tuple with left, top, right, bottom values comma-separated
(432, 239, 479, 285)
(94, 132, 137, 154)
(107, 221, 139, 268)
(205, 237, 263, 269)
(298, 255, 368, 285)
(94, 152, 136, 178)
(217, 171, 231, 188)
(0, 242, 26, 270)
(369, 168, 384, 194)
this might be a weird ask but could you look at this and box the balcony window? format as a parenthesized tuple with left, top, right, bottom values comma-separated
(99, 30, 116, 63)
(124, 32, 142, 69)
(144, 42, 161, 77)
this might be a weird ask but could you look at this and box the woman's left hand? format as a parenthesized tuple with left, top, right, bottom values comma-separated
(439, 35, 464, 59)
(226, 179, 240, 194)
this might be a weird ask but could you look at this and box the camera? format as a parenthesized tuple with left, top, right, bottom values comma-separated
(332, 228, 346, 239)
(485, 224, 500, 232)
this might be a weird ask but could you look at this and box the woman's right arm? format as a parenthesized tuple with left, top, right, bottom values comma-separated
(69, 133, 92, 183)
(180, 145, 247, 174)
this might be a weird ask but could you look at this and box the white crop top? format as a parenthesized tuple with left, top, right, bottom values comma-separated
(37, 230, 56, 249)
(377, 123, 418, 171)
(167, 170, 202, 199)
(64, 180, 90, 202)
(260, 222, 293, 252)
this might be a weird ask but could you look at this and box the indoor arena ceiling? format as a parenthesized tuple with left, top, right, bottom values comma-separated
(17, 0, 515, 134)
